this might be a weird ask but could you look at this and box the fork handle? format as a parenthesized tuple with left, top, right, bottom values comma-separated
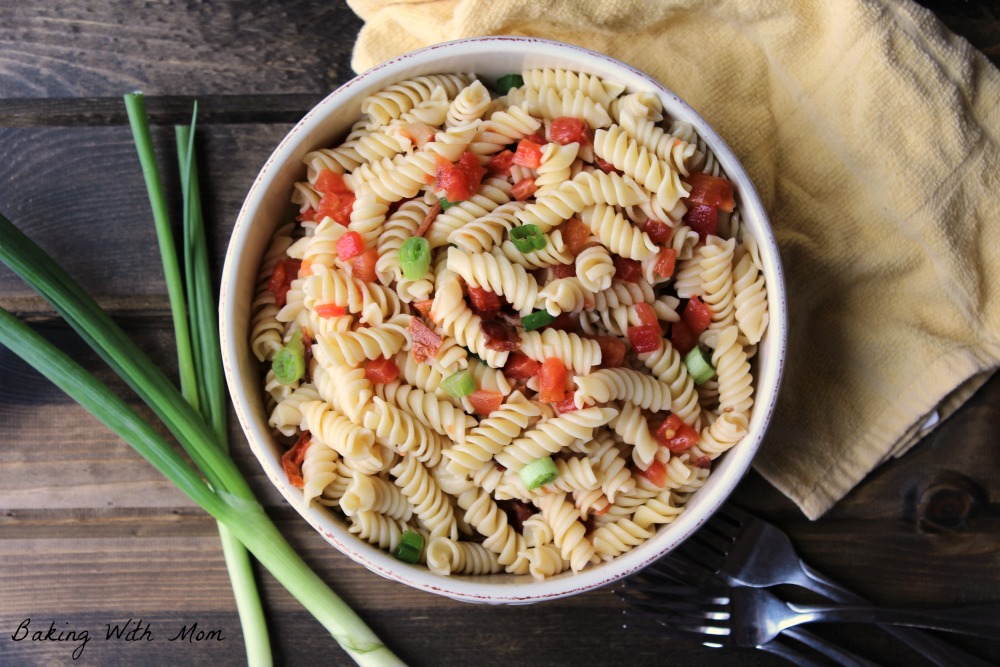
(794, 561, 995, 667)
(782, 627, 883, 667)
(790, 602, 1000, 637)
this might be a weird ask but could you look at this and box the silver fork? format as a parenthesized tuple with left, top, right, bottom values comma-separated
(624, 557, 882, 667)
(624, 563, 1000, 648)
(677, 503, 993, 667)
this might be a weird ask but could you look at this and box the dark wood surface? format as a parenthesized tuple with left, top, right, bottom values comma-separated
(2, 2, 999, 666)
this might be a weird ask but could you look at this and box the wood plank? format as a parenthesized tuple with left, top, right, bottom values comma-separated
(0, 2, 364, 98)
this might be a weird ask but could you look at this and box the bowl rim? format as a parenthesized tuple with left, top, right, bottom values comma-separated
(220, 35, 788, 603)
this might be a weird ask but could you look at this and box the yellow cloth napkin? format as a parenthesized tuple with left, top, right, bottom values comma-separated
(347, 0, 1000, 519)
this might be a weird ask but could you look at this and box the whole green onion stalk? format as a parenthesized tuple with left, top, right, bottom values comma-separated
(0, 105, 403, 666)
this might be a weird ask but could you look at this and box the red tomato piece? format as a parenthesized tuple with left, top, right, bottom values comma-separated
(561, 218, 592, 256)
(593, 155, 621, 174)
(317, 190, 355, 226)
(549, 117, 591, 146)
(487, 150, 515, 177)
(642, 219, 672, 245)
(412, 299, 434, 319)
(693, 455, 712, 469)
(655, 414, 699, 453)
(351, 248, 379, 283)
(653, 247, 677, 278)
(634, 302, 661, 334)
(408, 317, 443, 363)
(336, 230, 364, 261)
(612, 256, 642, 283)
(627, 324, 662, 354)
(686, 173, 734, 212)
(365, 357, 400, 384)
(468, 390, 503, 416)
(268, 258, 301, 309)
(682, 295, 713, 336)
(523, 132, 547, 145)
(296, 207, 316, 223)
(683, 203, 719, 242)
(512, 139, 544, 169)
(538, 357, 568, 403)
(554, 395, 579, 413)
(669, 319, 697, 356)
(314, 303, 347, 318)
(637, 459, 667, 488)
(512, 178, 539, 201)
(543, 312, 578, 332)
(298, 258, 313, 278)
(503, 350, 542, 380)
(314, 170, 351, 195)
(281, 432, 312, 489)
(552, 262, 577, 279)
(467, 286, 502, 317)
(437, 152, 485, 202)
(594, 336, 626, 368)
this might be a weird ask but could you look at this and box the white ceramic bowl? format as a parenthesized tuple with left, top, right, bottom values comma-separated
(220, 36, 787, 604)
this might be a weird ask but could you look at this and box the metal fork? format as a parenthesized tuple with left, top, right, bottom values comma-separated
(677, 503, 994, 667)
(623, 557, 882, 667)
(624, 561, 1000, 648)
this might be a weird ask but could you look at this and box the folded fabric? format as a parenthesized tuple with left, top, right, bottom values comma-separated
(347, 0, 1000, 519)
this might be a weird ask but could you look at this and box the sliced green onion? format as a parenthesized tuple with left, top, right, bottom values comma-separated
(521, 309, 556, 331)
(496, 73, 524, 94)
(399, 236, 431, 280)
(439, 197, 459, 210)
(440, 369, 476, 398)
(519, 456, 559, 490)
(684, 346, 716, 385)
(273, 331, 305, 385)
(393, 530, 424, 564)
(510, 224, 546, 253)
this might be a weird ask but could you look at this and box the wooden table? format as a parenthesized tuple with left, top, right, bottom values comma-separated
(2, 2, 998, 665)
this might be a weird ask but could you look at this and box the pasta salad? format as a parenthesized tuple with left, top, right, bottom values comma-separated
(250, 68, 769, 579)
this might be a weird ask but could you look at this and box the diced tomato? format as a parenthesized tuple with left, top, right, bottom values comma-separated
(365, 357, 400, 384)
(468, 390, 503, 416)
(593, 155, 621, 174)
(523, 132, 547, 145)
(296, 207, 316, 223)
(398, 122, 436, 148)
(669, 319, 697, 356)
(682, 295, 712, 336)
(268, 258, 301, 309)
(436, 151, 485, 202)
(686, 173, 734, 212)
(612, 256, 642, 283)
(408, 317, 443, 363)
(351, 248, 379, 283)
(512, 139, 544, 169)
(314, 303, 347, 318)
(281, 432, 312, 489)
(683, 203, 719, 242)
(299, 259, 314, 279)
(549, 117, 591, 146)
(413, 299, 434, 319)
(653, 247, 677, 278)
(552, 262, 576, 279)
(561, 218, 592, 256)
(336, 231, 364, 261)
(693, 455, 712, 469)
(627, 324, 662, 354)
(634, 302, 662, 334)
(543, 312, 578, 332)
(504, 350, 542, 380)
(466, 287, 500, 320)
(512, 178, 539, 201)
(594, 335, 626, 368)
(487, 150, 516, 177)
(655, 414, 699, 453)
(538, 357, 568, 403)
(316, 190, 355, 227)
(643, 219, 672, 245)
(314, 170, 351, 195)
(637, 459, 667, 487)
(414, 200, 442, 238)
(554, 395, 580, 413)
